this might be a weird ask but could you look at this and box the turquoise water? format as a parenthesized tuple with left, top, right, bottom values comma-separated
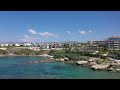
(0, 56, 120, 79)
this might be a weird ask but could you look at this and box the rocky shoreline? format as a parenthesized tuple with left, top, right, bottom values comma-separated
(1, 54, 120, 73)
(49, 56, 120, 73)
(0, 54, 52, 57)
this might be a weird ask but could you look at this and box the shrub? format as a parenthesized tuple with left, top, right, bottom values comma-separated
(0, 50, 7, 55)
(14, 49, 34, 55)
(35, 50, 49, 55)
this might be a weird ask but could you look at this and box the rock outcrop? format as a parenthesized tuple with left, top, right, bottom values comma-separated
(89, 62, 97, 66)
(52, 56, 120, 73)
(88, 58, 97, 62)
(55, 58, 64, 62)
(107, 67, 115, 71)
(115, 69, 120, 72)
(76, 61, 88, 65)
(64, 57, 69, 61)
(91, 64, 110, 70)
(110, 63, 120, 69)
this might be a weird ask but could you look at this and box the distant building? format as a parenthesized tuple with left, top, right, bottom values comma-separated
(24, 43, 32, 47)
(88, 35, 120, 50)
(87, 40, 107, 45)
(15, 43, 20, 46)
(0, 43, 9, 46)
(107, 36, 120, 50)
(46, 44, 49, 49)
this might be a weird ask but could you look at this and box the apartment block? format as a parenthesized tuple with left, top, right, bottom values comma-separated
(107, 36, 120, 50)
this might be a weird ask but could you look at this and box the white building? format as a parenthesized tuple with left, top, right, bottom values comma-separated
(0, 44, 5, 46)
(46, 44, 49, 49)
(107, 36, 120, 50)
(15, 43, 20, 46)
(24, 43, 32, 46)
(0, 44, 9, 46)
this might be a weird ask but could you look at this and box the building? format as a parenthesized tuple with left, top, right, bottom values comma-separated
(15, 43, 20, 46)
(88, 35, 120, 50)
(87, 40, 107, 45)
(24, 43, 32, 47)
(107, 36, 120, 50)
(0, 43, 9, 46)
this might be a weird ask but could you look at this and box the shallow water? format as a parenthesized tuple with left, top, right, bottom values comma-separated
(0, 56, 120, 79)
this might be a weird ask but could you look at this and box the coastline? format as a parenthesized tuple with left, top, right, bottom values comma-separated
(1, 54, 120, 73)
(0, 54, 52, 57)
(49, 56, 120, 73)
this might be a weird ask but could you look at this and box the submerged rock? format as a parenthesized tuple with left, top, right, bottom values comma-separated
(49, 57, 54, 60)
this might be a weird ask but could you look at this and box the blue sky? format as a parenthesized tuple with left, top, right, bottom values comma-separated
(0, 11, 120, 42)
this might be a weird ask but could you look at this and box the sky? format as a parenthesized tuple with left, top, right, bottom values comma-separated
(0, 11, 120, 42)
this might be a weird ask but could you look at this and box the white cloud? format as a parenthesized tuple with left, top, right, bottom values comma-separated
(66, 31, 71, 34)
(88, 30, 92, 33)
(39, 32, 57, 38)
(79, 30, 86, 35)
(20, 35, 34, 42)
(29, 29, 37, 35)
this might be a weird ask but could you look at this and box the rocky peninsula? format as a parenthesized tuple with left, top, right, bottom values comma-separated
(49, 56, 120, 73)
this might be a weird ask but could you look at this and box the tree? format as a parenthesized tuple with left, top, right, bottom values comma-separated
(20, 45, 24, 47)
(12, 44, 15, 47)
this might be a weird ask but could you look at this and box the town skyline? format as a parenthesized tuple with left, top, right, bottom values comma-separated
(0, 11, 120, 42)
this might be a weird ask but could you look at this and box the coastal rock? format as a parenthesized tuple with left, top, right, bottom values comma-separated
(34, 61, 39, 63)
(115, 69, 120, 72)
(64, 57, 69, 61)
(56, 58, 64, 62)
(43, 54, 48, 56)
(76, 61, 88, 65)
(91, 64, 110, 70)
(88, 59, 94, 62)
(110, 63, 120, 69)
(49, 56, 54, 58)
(88, 58, 97, 62)
(89, 62, 97, 66)
(49, 57, 54, 60)
(108, 67, 115, 71)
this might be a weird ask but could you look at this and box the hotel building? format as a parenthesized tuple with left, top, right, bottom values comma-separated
(107, 36, 120, 50)
(88, 35, 120, 50)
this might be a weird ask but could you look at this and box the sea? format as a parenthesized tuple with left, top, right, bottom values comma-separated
(0, 56, 120, 79)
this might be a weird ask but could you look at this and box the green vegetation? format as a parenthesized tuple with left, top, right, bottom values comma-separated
(48, 44, 117, 61)
(14, 49, 50, 55)
(0, 48, 50, 56)
(0, 46, 24, 48)
(49, 48, 120, 60)
(49, 49, 66, 59)
(49, 49, 89, 61)
(14, 49, 35, 55)
(0, 43, 120, 61)
(96, 59, 108, 64)
(108, 50, 120, 59)
(0, 50, 7, 55)
(35, 50, 49, 55)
